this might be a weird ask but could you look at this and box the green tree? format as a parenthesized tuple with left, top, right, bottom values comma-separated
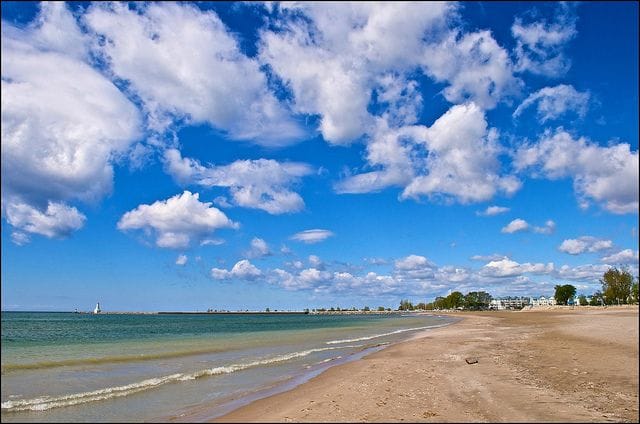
(632, 282, 639, 304)
(363, 306, 370, 311)
(578, 295, 588, 306)
(464, 291, 493, 310)
(398, 299, 414, 311)
(601, 267, 633, 304)
(554, 284, 577, 305)
(446, 291, 465, 309)
(377, 306, 385, 311)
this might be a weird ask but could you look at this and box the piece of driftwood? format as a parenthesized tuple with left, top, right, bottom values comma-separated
(465, 357, 478, 364)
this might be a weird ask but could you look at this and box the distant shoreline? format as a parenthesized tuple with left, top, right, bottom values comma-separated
(2, 310, 420, 315)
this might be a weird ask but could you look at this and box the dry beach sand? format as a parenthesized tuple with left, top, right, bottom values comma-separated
(214, 307, 639, 422)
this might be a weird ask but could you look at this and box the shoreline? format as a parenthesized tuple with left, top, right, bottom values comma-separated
(163, 316, 461, 422)
(214, 306, 639, 423)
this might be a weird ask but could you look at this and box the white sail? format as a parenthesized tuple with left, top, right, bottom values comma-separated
(93, 303, 101, 314)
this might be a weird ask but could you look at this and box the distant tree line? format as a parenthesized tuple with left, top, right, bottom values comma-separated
(399, 291, 493, 311)
(397, 267, 638, 312)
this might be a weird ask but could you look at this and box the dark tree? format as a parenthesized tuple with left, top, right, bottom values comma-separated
(601, 267, 633, 304)
(464, 291, 493, 310)
(398, 299, 414, 311)
(447, 291, 465, 309)
(554, 284, 577, 305)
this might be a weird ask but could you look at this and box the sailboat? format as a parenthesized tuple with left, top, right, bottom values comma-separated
(93, 302, 101, 314)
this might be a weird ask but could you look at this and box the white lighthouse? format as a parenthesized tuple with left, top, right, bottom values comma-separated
(94, 302, 101, 314)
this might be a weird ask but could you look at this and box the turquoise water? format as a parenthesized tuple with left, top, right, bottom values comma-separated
(1, 312, 455, 422)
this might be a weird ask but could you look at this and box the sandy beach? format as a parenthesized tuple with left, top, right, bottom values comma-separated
(215, 307, 639, 423)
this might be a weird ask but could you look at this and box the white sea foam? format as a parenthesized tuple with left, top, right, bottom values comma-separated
(325, 323, 450, 345)
(1, 345, 361, 412)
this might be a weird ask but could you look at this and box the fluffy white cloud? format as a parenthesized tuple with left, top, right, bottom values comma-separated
(211, 259, 262, 281)
(512, 4, 577, 77)
(421, 30, 521, 109)
(558, 236, 613, 255)
(164, 149, 312, 214)
(290, 229, 335, 244)
(402, 103, 521, 203)
(394, 255, 433, 271)
(481, 258, 554, 278)
(533, 220, 556, 234)
(260, 3, 522, 206)
(5, 201, 86, 240)
(471, 254, 507, 262)
(229, 259, 262, 280)
(85, 2, 302, 144)
(1, 3, 141, 242)
(308, 255, 323, 269)
(501, 218, 529, 234)
(393, 254, 436, 281)
(246, 237, 271, 258)
(513, 84, 590, 122)
(515, 129, 639, 214)
(260, 2, 454, 144)
(339, 103, 521, 203)
(117, 191, 238, 249)
(10, 232, 31, 246)
(556, 263, 610, 281)
(267, 266, 401, 295)
(477, 206, 510, 216)
(176, 254, 188, 266)
(601, 249, 639, 265)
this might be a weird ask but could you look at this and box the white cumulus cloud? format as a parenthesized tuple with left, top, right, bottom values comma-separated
(260, 2, 455, 144)
(290, 229, 335, 244)
(5, 201, 86, 240)
(211, 259, 263, 281)
(394, 255, 433, 271)
(601, 249, 639, 265)
(513, 84, 590, 122)
(501, 218, 529, 234)
(164, 149, 312, 215)
(246, 237, 271, 258)
(85, 2, 303, 144)
(515, 129, 639, 214)
(338, 103, 521, 204)
(176, 254, 188, 266)
(512, 4, 577, 77)
(533, 220, 556, 234)
(422, 30, 522, 110)
(481, 258, 554, 278)
(558, 236, 613, 255)
(477, 206, 510, 216)
(117, 191, 238, 249)
(1, 2, 141, 242)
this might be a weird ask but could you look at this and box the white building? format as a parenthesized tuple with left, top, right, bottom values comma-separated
(529, 296, 556, 307)
(489, 297, 530, 310)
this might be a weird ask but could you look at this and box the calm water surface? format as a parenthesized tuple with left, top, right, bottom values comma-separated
(1, 312, 456, 422)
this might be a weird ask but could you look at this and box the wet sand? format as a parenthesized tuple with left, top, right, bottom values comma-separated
(214, 307, 639, 422)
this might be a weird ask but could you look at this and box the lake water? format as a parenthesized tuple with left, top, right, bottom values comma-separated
(1, 311, 456, 422)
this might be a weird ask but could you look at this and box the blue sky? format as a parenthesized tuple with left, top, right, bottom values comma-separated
(1, 1, 638, 312)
